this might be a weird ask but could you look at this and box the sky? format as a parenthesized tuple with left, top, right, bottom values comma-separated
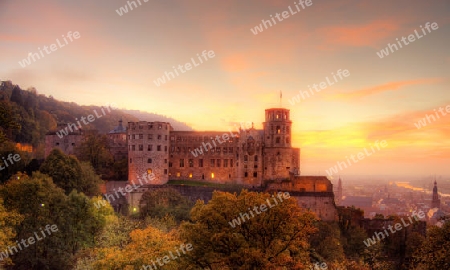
(1, 0, 449, 177)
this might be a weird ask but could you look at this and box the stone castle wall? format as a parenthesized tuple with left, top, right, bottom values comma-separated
(127, 121, 171, 185)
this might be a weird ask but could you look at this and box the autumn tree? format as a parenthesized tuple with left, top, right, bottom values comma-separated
(0, 198, 23, 266)
(93, 226, 183, 270)
(410, 222, 450, 269)
(179, 190, 318, 269)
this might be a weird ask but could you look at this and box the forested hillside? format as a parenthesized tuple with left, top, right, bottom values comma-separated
(0, 80, 192, 148)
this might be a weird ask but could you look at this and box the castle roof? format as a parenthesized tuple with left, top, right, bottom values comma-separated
(109, 119, 127, 134)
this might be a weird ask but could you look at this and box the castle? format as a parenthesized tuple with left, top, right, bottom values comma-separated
(45, 107, 338, 221)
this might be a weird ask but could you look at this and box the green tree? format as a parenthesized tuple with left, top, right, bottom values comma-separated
(309, 221, 345, 264)
(40, 148, 101, 195)
(140, 188, 193, 223)
(74, 133, 113, 176)
(179, 190, 318, 269)
(0, 173, 113, 269)
(0, 172, 73, 269)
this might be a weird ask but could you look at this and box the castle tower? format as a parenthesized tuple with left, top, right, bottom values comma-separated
(263, 108, 292, 148)
(262, 108, 300, 180)
(336, 177, 343, 205)
(127, 121, 171, 185)
(431, 180, 441, 209)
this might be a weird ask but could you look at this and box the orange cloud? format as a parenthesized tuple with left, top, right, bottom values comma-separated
(330, 78, 443, 100)
(319, 19, 401, 48)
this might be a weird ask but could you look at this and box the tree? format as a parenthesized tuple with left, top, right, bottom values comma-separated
(0, 100, 21, 143)
(411, 222, 450, 269)
(0, 198, 23, 266)
(0, 172, 113, 269)
(309, 221, 345, 263)
(0, 172, 73, 269)
(40, 148, 101, 195)
(75, 133, 113, 176)
(179, 190, 318, 269)
(93, 226, 183, 270)
(79, 162, 103, 196)
(140, 188, 193, 223)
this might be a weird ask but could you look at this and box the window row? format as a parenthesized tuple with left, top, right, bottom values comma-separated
(170, 135, 237, 143)
(129, 145, 168, 152)
(130, 123, 168, 130)
(129, 134, 168, 140)
(169, 158, 234, 168)
(170, 146, 236, 154)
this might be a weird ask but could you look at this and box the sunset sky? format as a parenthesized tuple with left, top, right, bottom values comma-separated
(1, 0, 449, 176)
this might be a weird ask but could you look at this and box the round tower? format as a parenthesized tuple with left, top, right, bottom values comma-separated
(263, 108, 292, 147)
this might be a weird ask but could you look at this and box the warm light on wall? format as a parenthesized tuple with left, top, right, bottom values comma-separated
(189, 173, 193, 178)
(211, 173, 214, 179)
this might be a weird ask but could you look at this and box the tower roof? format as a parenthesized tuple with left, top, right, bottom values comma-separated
(109, 119, 127, 134)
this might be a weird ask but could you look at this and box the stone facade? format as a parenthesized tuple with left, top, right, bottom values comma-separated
(127, 121, 172, 185)
(127, 108, 300, 186)
(107, 120, 128, 161)
(44, 124, 85, 157)
(123, 108, 338, 221)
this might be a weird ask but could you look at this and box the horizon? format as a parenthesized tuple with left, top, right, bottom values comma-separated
(1, 0, 450, 176)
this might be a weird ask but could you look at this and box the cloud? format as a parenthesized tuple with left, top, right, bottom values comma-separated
(330, 78, 443, 101)
(318, 19, 401, 48)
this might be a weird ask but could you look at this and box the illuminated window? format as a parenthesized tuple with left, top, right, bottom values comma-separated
(276, 126, 281, 134)
(176, 172, 181, 177)
(147, 168, 152, 174)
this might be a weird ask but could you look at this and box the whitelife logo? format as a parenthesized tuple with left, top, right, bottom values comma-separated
(153, 50, 215, 87)
(56, 105, 114, 139)
(250, 0, 313, 35)
(228, 192, 290, 228)
(18, 31, 81, 68)
(414, 104, 450, 129)
(288, 69, 350, 105)
(363, 211, 425, 247)
(325, 140, 388, 177)
(376, 22, 438, 59)
(190, 122, 252, 157)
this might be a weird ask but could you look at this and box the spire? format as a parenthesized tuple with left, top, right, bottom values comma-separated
(279, 91, 282, 108)
(432, 180, 440, 209)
